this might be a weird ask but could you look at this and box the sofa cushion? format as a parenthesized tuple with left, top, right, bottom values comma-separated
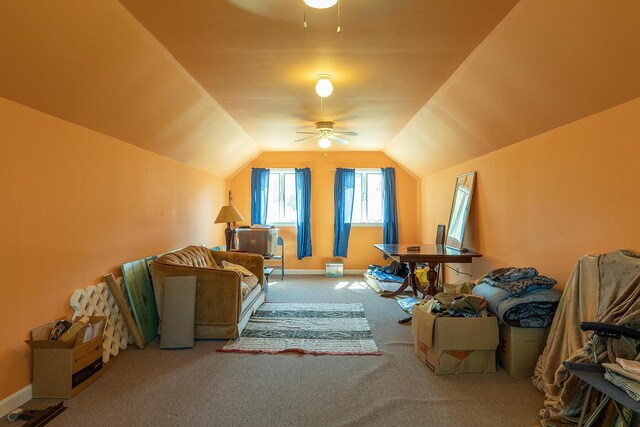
(222, 260, 260, 296)
(241, 275, 260, 296)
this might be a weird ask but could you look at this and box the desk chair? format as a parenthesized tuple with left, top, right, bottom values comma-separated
(265, 236, 284, 280)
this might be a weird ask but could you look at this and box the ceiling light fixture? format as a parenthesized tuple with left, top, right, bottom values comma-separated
(315, 74, 333, 97)
(318, 137, 332, 149)
(303, 0, 338, 9)
(303, 0, 341, 33)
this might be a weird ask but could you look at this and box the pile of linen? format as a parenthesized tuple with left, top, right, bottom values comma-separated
(366, 261, 409, 283)
(427, 292, 488, 317)
(473, 267, 561, 328)
(533, 250, 640, 423)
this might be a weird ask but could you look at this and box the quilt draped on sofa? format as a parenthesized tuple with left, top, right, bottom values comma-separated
(533, 249, 640, 423)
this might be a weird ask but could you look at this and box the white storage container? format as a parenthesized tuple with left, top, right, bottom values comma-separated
(326, 262, 344, 277)
(236, 228, 279, 256)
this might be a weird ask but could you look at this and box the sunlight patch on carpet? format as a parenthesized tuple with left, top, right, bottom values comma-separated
(218, 303, 381, 355)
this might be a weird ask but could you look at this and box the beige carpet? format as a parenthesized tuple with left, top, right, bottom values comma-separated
(4, 276, 544, 427)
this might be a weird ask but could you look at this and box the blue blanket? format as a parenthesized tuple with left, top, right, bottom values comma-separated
(473, 283, 561, 328)
(367, 266, 404, 283)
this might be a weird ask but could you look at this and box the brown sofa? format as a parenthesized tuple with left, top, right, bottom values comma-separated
(151, 245, 265, 339)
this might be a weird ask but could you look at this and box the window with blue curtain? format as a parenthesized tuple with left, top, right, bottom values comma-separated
(295, 168, 312, 259)
(251, 168, 270, 225)
(381, 167, 398, 245)
(333, 168, 356, 257)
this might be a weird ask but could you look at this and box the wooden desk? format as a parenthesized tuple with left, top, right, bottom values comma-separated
(373, 244, 482, 297)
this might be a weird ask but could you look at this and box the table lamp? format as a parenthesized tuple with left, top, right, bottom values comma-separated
(214, 205, 244, 250)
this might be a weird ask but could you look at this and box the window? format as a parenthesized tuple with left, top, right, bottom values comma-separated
(266, 169, 297, 224)
(352, 169, 383, 224)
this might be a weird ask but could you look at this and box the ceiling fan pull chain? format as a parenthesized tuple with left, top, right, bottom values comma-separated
(303, 4, 308, 29)
(337, 1, 341, 33)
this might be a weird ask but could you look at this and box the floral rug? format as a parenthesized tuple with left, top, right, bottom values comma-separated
(218, 302, 380, 355)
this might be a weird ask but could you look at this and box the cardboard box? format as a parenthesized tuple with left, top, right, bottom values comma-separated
(497, 322, 550, 377)
(326, 262, 344, 277)
(27, 316, 106, 398)
(412, 306, 498, 374)
(236, 228, 279, 256)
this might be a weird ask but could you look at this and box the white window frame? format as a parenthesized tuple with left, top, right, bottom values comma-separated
(352, 168, 383, 226)
(266, 168, 297, 225)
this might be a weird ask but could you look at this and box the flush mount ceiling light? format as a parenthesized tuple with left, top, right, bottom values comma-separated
(318, 137, 332, 149)
(315, 74, 333, 97)
(303, 0, 338, 9)
(303, 0, 341, 33)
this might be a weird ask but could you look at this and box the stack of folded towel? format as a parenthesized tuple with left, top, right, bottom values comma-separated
(473, 267, 561, 328)
(604, 358, 640, 401)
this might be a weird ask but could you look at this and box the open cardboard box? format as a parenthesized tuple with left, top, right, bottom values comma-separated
(412, 305, 499, 374)
(26, 316, 106, 398)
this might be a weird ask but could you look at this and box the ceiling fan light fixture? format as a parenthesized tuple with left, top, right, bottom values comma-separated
(318, 137, 332, 149)
(315, 74, 333, 97)
(303, 0, 338, 9)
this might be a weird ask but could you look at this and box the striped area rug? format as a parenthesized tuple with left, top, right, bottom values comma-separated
(218, 302, 380, 356)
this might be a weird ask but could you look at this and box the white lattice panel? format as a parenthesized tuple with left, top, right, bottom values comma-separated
(70, 280, 132, 362)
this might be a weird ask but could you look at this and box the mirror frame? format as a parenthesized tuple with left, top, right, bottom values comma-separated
(444, 171, 476, 251)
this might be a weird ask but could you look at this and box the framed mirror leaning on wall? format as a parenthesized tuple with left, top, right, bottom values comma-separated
(444, 171, 476, 250)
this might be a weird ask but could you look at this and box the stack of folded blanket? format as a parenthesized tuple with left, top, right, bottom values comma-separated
(472, 267, 561, 328)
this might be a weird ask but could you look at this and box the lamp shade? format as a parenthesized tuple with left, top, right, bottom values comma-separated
(214, 205, 244, 224)
(304, 0, 338, 9)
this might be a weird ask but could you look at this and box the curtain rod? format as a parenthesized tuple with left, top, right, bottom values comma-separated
(246, 167, 312, 170)
(245, 167, 385, 171)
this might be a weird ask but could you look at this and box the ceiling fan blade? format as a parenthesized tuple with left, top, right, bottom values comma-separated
(333, 131, 359, 136)
(330, 135, 351, 144)
(294, 135, 319, 142)
(295, 132, 318, 134)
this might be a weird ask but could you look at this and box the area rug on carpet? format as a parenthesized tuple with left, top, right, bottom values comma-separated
(218, 302, 381, 355)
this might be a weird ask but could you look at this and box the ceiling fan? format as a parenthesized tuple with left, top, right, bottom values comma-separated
(294, 121, 358, 147)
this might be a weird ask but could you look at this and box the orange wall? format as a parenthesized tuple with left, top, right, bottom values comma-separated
(229, 152, 419, 270)
(420, 97, 640, 287)
(0, 97, 228, 400)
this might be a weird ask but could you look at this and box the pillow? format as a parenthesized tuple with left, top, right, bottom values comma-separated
(221, 260, 254, 277)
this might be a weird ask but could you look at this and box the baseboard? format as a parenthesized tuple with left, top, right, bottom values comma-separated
(276, 269, 366, 276)
(0, 384, 32, 417)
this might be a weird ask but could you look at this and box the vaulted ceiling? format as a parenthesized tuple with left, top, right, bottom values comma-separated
(1, 1, 639, 178)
